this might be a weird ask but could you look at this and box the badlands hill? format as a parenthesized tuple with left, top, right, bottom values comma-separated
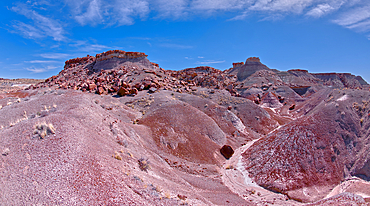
(0, 50, 369, 205)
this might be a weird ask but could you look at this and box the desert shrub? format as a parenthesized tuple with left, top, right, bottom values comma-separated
(113, 151, 122, 160)
(33, 122, 55, 139)
(138, 157, 150, 172)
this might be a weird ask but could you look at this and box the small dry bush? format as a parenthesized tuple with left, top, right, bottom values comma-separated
(33, 122, 55, 139)
(113, 151, 122, 160)
(138, 157, 150, 172)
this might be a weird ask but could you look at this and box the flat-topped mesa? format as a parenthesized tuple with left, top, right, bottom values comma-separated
(96, 50, 148, 61)
(232, 62, 244, 68)
(288, 69, 308, 73)
(312, 72, 367, 89)
(246, 57, 261, 64)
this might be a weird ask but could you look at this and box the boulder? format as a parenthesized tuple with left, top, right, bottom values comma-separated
(220, 145, 234, 159)
(117, 87, 129, 96)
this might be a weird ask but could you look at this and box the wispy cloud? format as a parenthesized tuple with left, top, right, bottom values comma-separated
(159, 43, 193, 49)
(26, 65, 57, 73)
(65, 0, 150, 26)
(112, 0, 150, 25)
(69, 40, 112, 53)
(197, 60, 225, 64)
(330, 3, 370, 36)
(334, 6, 370, 26)
(306, 3, 336, 18)
(74, 0, 103, 26)
(191, 0, 249, 11)
(8, 0, 370, 42)
(26, 60, 59, 63)
(39, 53, 71, 59)
(80, 44, 111, 52)
(153, 0, 189, 19)
(11, 3, 66, 41)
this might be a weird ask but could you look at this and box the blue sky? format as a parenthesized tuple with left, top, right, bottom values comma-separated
(1, 0, 370, 83)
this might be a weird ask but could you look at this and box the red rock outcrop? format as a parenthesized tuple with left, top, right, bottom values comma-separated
(232, 62, 244, 68)
(96, 50, 148, 61)
(246, 57, 261, 63)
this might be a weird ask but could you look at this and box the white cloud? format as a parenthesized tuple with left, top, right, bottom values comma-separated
(11, 3, 66, 41)
(197, 60, 225, 64)
(64, 0, 149, 26)
(74, 0, 103, 26)
(347, 19, 370, 32)
(153, 0, 189, 18)
(112, 0, 150, 25)
(332, 4, 370, 33)
(40, 53, 71, 59)
(9, 0, 370, 42)
(191, 0, 250, 11)
(159, 43, 193, 49)
(333, 5, 370, 26)
(306, 4, 335, 17)
(26, 60, 58, 63)
(12, 21, 46, 39)
(249, 0, 314, 13)
(26, 65, 57, 73)
(80, 44, 111, 52)
(230, 10, 249, 20)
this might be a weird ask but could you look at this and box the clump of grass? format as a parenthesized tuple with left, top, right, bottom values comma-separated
(127, 151, 134, 158)
(113, 151, 122, 160)
(164, 191, 171, 199)
(138, 157, 150, 172)
(33, 122, 55, 139)
(155, 185, 162, 193)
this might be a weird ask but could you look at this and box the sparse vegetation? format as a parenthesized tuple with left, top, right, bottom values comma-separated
(113, 151, 122, 160)
(127, 151, 134, 158)
(138, 157, 150, 172)
(155, 185, 162, 193)
(177, 194, 187, 200)
(164, 191, 171, 199)
(33, 122, 55, 139)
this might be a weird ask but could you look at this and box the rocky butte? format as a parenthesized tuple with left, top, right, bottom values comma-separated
(0, 50, 370, 205)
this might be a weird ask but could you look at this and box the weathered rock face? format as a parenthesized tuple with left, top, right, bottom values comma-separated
(232, 62, 244, 68)
(242, 89, 370, 202)
(311, 73, 366, 89)
(228, 57, 272, 81)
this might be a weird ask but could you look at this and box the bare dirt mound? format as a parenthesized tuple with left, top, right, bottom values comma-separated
(242, 89, 370, 202)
